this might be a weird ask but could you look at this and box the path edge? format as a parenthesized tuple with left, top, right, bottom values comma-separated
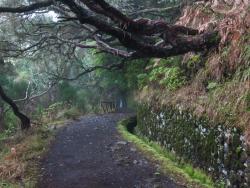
(117, 117, 216, 188)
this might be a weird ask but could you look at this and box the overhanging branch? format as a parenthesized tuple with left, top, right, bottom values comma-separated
(50, 60, 126, 81)
(0, 1, 53, 13)
(14, 82, 56, 103)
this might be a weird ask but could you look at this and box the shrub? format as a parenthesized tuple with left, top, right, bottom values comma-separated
(159, 56, 182, 67)
(63, 107, 81, 120)
(158, 67, 186, 90)
(2, 111, 19, 136)
(149, 67, 166, 82)
(206, 81, 219, 91)
(187, 55, 202, 68)
(42, 102, 64, 122)
(137, 73, 148, 89)
(58, 81, 77, 104)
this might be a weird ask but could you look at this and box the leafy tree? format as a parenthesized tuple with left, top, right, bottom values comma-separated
(0, 0, 220, 130)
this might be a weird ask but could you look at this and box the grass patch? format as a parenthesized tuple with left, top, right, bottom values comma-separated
(117, 118, 217, 188)
(0, 124, 58, 188)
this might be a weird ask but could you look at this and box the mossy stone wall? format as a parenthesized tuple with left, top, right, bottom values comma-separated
(137, 104, 249, 187)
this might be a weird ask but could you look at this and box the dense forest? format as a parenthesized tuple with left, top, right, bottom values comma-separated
(0, 0, 249, 188)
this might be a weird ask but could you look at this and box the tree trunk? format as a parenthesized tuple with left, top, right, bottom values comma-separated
(0, 85, 30, 130)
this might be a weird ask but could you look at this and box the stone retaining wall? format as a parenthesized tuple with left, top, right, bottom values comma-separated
(136, 104, 249, 187)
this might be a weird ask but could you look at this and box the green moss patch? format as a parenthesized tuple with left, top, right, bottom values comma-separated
(117, 118, 216, 188)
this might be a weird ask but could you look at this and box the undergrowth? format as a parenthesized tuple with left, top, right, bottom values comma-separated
(0, 102, 80, 188)
(0, 106, 75, 187)
(137, 57, 186, 90)
(0, 125, 55, 188)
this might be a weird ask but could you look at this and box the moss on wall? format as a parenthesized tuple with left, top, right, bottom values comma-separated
(137, 104, 249, 187)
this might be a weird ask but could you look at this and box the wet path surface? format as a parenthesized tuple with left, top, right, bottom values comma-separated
(38, 113, 183, 188)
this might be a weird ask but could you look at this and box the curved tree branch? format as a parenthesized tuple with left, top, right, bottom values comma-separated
(58, 0, 220, 59)
(0, 0, 220, 60)
(14, 82, 56, 103)
(0, 1, 53, 13)
(80, 0, 198, 36)
(50, 60, 126, 81)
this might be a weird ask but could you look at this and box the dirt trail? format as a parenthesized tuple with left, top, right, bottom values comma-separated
(38, 113, 183, 188)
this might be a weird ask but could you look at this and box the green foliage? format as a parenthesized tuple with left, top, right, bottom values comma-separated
(0, 123, 54, 188)
(0, 182, 19, 188)
(75, 90, 87, 110)
(88, 51, 129, 91)
(99, 70, 128, 91)
(159, 56, 182, 67)
(42, 102, 82, 122)
(187, 55, 202, 68)
(0, 67, 29, 100)
(149, 66, 186, 90)
(10, 80, 28, 98)
(63, 107, 81, 120)
(4, 111, 19, 134)
(0, 111, 19, 140)
(47, 102, 64, 112)
(159, 67, 186, 90)
(58, 81, 77, 104)
(149, 66, 165, 82)
(207, 81, 219, 91)
(246, 92, 250, 112)
(33, 105, 45, 121)
(182, 54, 204, 79)
(42, 102, 64, 122)
(137, 73, 148, 89)
(125, 59, 148, 90)
(136, 57, 186, 90)
(241, 67, 250, 82)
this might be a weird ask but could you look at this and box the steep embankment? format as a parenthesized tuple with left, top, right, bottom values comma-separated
(136, 0, 249, 187)
(139, 0, 250, 130)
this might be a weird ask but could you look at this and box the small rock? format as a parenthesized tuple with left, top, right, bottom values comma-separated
(130, 148, 137, 152)
(153, 184, 161, 188)
(48, 125, 56, 130)
(154, 172, 161, 177)
(116, 141, 127, 145)
(110, 145, 120, 152)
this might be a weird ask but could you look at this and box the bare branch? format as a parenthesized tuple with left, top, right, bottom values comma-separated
(0, 1, 53, 13)
(50, 60, 126, 81)
(94, 36, 131, 58)
(14, 82, 56, 102)
(13, 81, 31, 102)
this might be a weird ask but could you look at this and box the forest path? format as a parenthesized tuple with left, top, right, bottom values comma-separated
(38, 113, 183, 188)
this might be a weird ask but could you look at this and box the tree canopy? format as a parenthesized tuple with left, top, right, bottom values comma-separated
(0, 0, 220, 130)
(0, 0, 219, 60)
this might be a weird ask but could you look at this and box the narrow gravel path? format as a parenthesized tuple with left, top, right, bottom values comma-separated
(38, 113, 183, 188)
